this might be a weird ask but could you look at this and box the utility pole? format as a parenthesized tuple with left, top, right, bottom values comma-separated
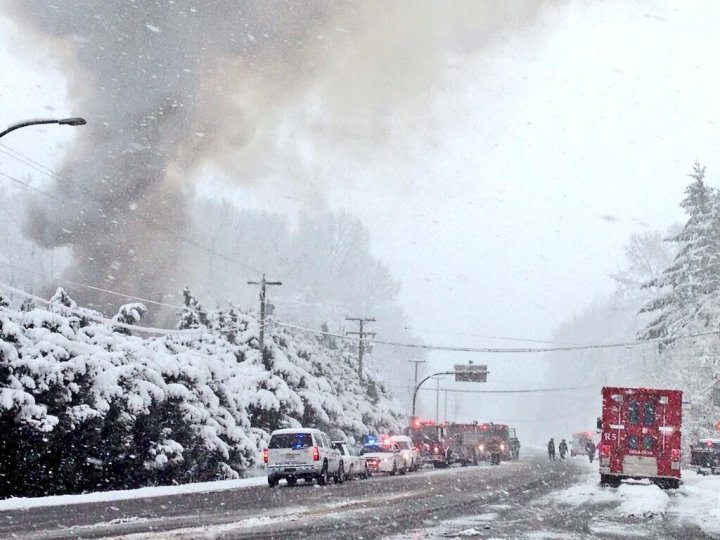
(444, 388, 449, 423)
(247, 274, 282, 357)
(435, 377, 440, 424)
(408, 360, 426, 389)
(346, 317, 376, 381)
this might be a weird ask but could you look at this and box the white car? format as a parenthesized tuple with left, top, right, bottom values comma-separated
(390, 435, 420, 472)
(360, 442, 406, 475)
(333, 441, 370, 480)
(265, 428, 343, 487)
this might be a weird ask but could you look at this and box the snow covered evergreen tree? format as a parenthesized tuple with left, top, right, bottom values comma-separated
(639, 162, 719, 339)
(638, 162, 720, 439)
(177, 286, 208, 330)
(0, 287, 401, 498)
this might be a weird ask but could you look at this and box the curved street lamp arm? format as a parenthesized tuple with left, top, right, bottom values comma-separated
(0, 117, 86, 139)
(411, 371, 456, 419)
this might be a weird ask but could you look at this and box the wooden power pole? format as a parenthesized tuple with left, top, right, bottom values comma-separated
(247, 274, 282, 357)
(346, 317, 376, 381)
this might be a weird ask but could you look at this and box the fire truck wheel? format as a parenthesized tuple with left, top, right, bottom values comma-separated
(600, 474, 620, 487)
(656, 478, 679, 490)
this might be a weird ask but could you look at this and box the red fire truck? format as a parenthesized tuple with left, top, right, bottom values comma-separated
(407, 419, 447, 467)
(599, 386, 682, 489)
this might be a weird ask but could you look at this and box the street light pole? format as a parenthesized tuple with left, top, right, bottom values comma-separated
(0, 117, 86, 139)
(411, 371, 456, 420)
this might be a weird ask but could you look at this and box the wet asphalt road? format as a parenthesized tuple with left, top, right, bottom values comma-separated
(0, 452, 710, 539)
(0, 452, 584, 539)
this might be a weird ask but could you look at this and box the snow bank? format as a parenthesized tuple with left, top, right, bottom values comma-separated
(0, 475, 267, 511)
(673, 473, 720, 536)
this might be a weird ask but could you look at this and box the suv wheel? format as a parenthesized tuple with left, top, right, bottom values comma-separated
(317, 462, 330, 486)
(267, 476, 278, 488)
(335, 462, 345, 484)
(390, 462, 397, 476)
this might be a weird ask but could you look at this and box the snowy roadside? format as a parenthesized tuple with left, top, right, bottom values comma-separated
(0, 473, 267, 512)
(386, 459, 720, 539)
(546, 462, 720, 538)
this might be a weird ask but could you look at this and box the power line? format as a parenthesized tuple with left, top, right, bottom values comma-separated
(402, 325, 576, 346)
(271, 319, 705, 354)
(0, 281, 199, 336)
(0, 260, 185, 311)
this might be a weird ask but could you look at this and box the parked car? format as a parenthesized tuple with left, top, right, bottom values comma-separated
(690, 438, 720, 475)
(265, 428, 343, 487)
(360, 442, 405, 475)
(333, 441, 370, 480)
(390, 435, 420, 471)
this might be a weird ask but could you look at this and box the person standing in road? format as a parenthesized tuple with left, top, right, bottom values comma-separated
(586, 441, 596, 463)
(559, 439, 568, 459)
(547, 438, 556, 461)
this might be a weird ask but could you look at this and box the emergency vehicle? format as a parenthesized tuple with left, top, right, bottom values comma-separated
(407, 419, 447, 467)
(571, 431, 595, 457)
(690, 438, 720, 475)
(599, 386, 682, 489)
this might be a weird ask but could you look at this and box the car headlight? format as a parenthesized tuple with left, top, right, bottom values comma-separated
(479, 445, 484, 451)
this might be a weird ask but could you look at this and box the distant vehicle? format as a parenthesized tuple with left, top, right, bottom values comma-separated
(389, 435, 420, 471)
(265, 428, 343, 487)
(475, 423, 518, 462)
(332, 441, 370, 480)
(407, 419, 447, 467)
(599, 387, 682, 489)
(690, 438, 720, 475)
(571, 431, 595, 457)
(360, 441, 406, 475)
(408, 419, 520, 467)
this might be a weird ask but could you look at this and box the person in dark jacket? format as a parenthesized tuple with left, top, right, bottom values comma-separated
(586, 441, 596, 463)
(559, 439, 568, 459)
(547, 438, 556, 461)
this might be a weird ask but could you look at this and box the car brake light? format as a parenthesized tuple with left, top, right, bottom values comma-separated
(671, 448, 680, 461)
(263, 448, 268, 464)
(312, 446, 320, 461)
(601, 444, 611, 457)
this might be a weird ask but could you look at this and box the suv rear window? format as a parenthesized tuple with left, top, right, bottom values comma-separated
(269, 433, 314, 449)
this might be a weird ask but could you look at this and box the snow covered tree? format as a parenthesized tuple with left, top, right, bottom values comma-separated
(112, 302, 148, 335)
(639, 162, 720, 339)
(637, 162, 720, 440)
(177, 286, 208, 330)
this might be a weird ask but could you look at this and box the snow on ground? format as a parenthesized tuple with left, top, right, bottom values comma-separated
(0, 473, 267, 511)
(549, 464, 669, 518)
(672, 471, 720, 537)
